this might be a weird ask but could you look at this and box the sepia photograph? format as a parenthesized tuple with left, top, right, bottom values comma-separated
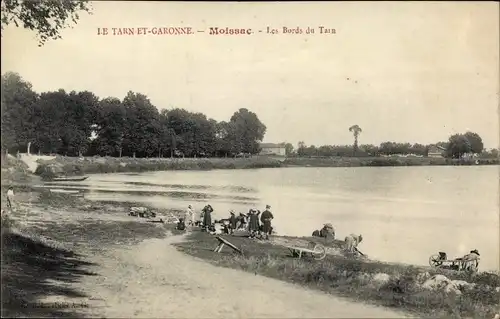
(1, 1, 499, 318)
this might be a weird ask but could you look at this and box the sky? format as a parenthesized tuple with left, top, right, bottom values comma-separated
(1, 1, 499, 148)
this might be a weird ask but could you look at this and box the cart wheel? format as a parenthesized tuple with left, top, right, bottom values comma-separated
(429, 254, 443, 267)
(313, 244, 327, 261)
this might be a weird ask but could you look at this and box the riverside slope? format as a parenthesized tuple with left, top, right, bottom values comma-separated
(66, 235, 410, 318)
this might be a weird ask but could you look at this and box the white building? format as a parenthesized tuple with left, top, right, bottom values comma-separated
(427, 145, 446, 158)
(259, 143, 286, 156)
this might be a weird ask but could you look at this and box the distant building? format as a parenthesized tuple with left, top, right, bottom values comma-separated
(259, 143, 286, 156)
(427, 145, 446, 158)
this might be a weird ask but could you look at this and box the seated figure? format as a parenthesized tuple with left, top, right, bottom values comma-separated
(460, 249, 480, 271)
(312, 223, 335, 240)
(176, 218, 186, 231)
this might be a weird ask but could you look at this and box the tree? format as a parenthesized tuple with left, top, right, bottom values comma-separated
(446, 134, 472, 159)
(480, 148, 498, 159)
(1, 0, 92, 46)
(1, 72, 38, 154)
(348, 125, 362, 155)
(121, 91, 161, 157)
(444, 132, 484, 159)
(297, 141, 306, 156)
(410, 143, 427, 156)
(284, 142, 294, 156)
(361, 144, 379, 156)
(0, 72, 270, 158)
(31, 90, 68, 154)
(214, 121, 234, 157)
(228, 108, 266, 154)
(59, 91, 98, 156)
(463, 131, 483, 154)
(94, 97, 126, 156)
(161, 108, 218, 157)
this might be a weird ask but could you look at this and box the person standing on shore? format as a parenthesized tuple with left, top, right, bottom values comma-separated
(6, 187, 14, 210)
(260, 205, 274, 240)
(235, 213, 247, 230)
(202, 204, 213, 231)
(248, 209, 260, 238)
(185, 205, 195, 226)
(229, 210, 237, 234)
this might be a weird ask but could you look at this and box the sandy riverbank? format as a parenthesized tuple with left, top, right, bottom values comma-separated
(1, 190, 408, 318)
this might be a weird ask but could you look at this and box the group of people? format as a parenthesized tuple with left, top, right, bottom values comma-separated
(224, 205, 274, 240)
(176, 203, 275, 240)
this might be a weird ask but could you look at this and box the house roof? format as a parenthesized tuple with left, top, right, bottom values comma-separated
(429, 145, 446, 151)
(260, 143, 285, 148)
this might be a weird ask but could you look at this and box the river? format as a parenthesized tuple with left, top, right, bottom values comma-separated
(41, 165, 499, 272)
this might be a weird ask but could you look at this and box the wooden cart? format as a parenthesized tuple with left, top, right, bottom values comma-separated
(429, 251, 479, 272)
(286, 242, 327, 261)
(213, 236, 243, 255)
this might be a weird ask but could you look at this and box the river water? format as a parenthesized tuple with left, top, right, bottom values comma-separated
(41, 166, 499, 272)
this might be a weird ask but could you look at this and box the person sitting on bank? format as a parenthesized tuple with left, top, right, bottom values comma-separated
(344, 233, 363, 254)
(312, 223, 335, 240)
(176, 218, 186, 231)
(260, 205, 274, 240)
(460, 249, 480, 270)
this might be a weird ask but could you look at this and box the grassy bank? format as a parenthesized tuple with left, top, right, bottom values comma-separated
(23, 154, 500, 179)
(283, 156, 499, 167)
(175, 231, 500, 318)
(1, 155, 36, 185)
(33, 155, 283, 178)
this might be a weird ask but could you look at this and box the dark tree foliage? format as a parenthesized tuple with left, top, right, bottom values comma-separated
(295, 136, 485, 159)
(1, 72, 38, 153)
(2, 73, 488, 160)
(229, 108, 266, 154)
(348, 124, 362, 155)
(445, 132, 484, 159)
(1, 73, 268, 158)
(1, 0, 92, 46)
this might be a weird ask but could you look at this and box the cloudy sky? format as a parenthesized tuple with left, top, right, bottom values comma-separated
(2, 1, 499, 148)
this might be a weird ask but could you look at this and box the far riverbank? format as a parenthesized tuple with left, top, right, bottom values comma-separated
(20, 154, 500, 178)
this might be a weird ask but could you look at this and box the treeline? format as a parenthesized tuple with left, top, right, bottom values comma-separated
(291, 132, 493, 159)
(1, 72, 266, 158)
(293, 143, 429, 157)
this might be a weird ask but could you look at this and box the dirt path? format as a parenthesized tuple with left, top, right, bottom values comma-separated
(8, 200, 410, 318)
(48, 234, 411, 318)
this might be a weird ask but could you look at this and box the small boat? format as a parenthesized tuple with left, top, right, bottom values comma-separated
(52, 176, 89, 182)
(49, 189, 81, 194)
